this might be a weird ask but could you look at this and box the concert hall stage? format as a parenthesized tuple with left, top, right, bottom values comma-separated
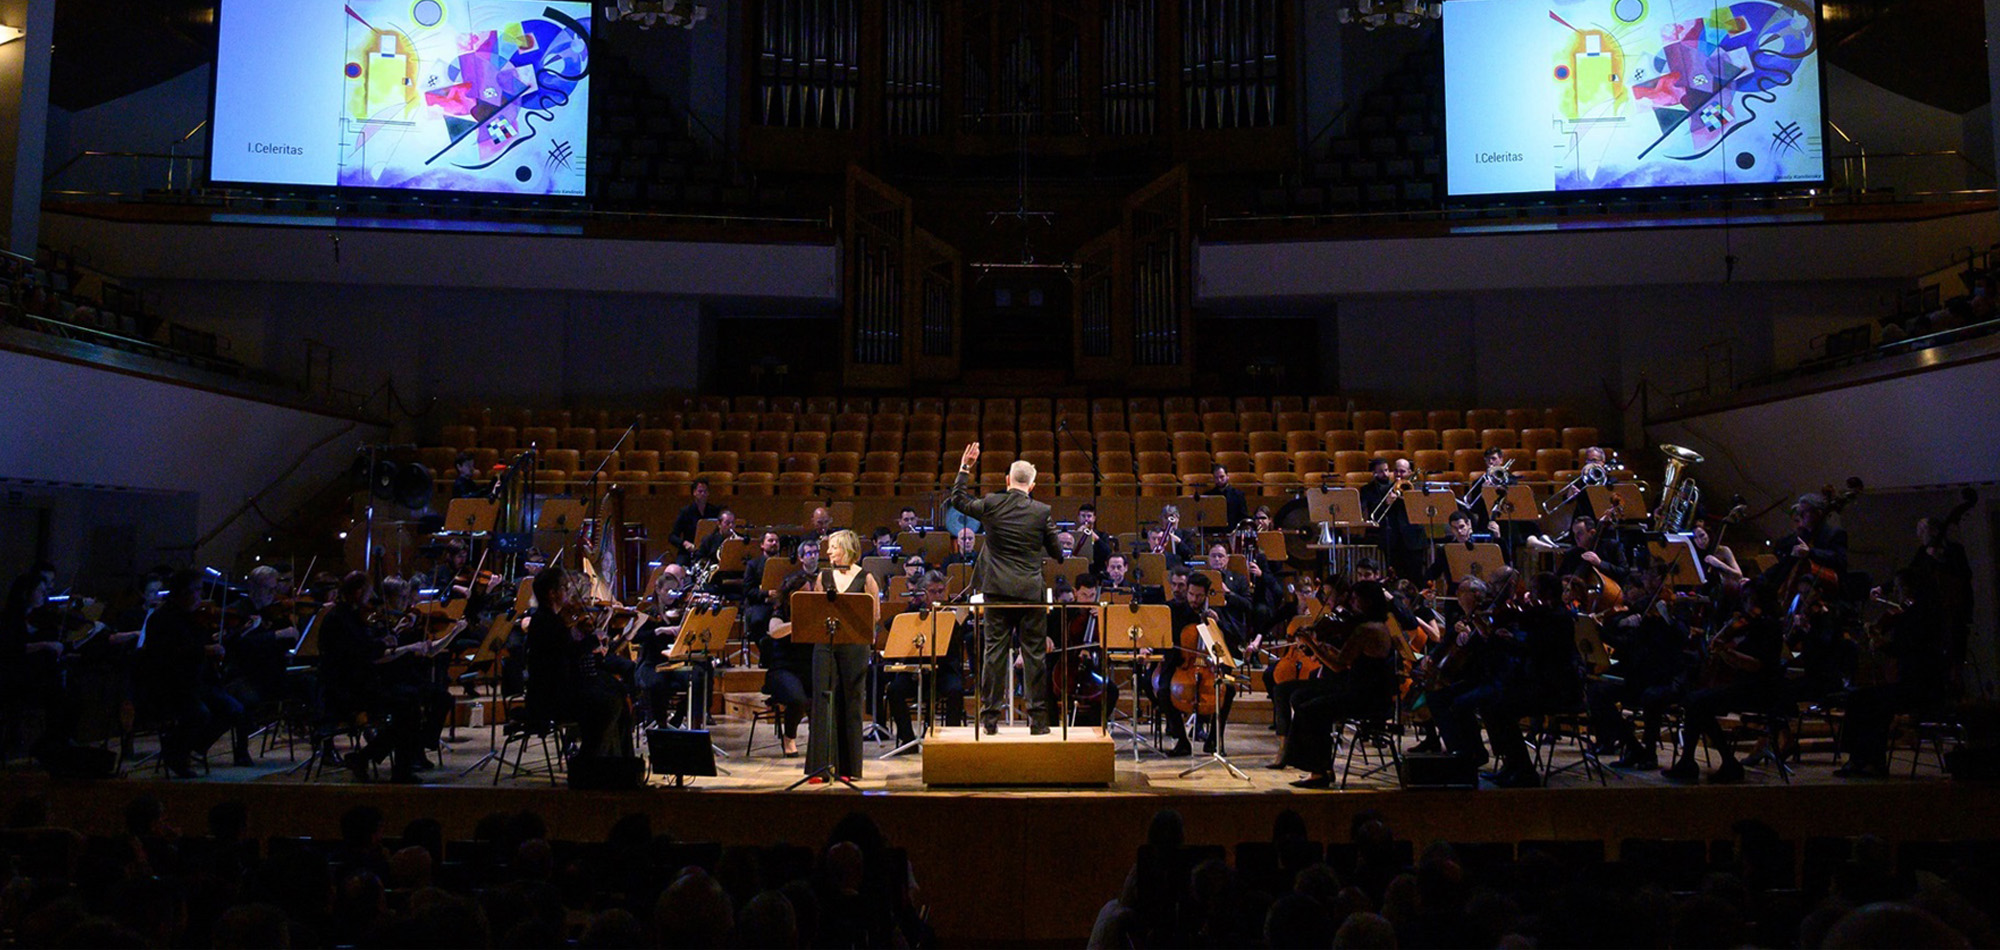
(4, 719, 1996, 946)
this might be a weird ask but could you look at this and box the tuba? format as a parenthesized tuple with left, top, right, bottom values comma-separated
(1652, 444, 1704, 533)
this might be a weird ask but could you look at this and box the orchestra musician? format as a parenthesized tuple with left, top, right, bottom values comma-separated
(1204, 464, 1249, 528)
(524, 565, 633, 762)
(881, 570, 967, 746)
(1277, 581, 1402, 789)
(450, 450, 485, 499)
(1202, 544, 1257, 658)
(808, 529, 878, 780)
(1362, 459, 1427, 583)
(948, 444, 1063, 736)
(740, 530, 784, 640)
(1264, 574, 1349, 748)
(1157, 505, 1199, 563)
(1073, 504, 1113, 572)
(319, 571, 443, 783)
(1588, 568, 1695, 770)
(138, 570, 252, 775)
(804, 506, 834, 543)
(1155, 571, 1234, 757)
(1836, 569, 1943, 777)
(2, 570, 73, 755)
(1663, 578, 1786, 784)
(1051, 573, 1119, 726)
(758, 542, 822, 757)
(1423, 511, 1483, 595)
(1447, 572, 1583, 788)
(1464, 447, 1515, 532)
(224, 565, 300, 715)
(1761, 493, 1849, 594)
(669, 478, 721, 558)
(1554, 515, 1630, 590)
(1911, 512, 1975, 692)
(1100, 553, 1135, 598)
(631, 565, 711, 729)
(694, 507, 743, 567)
(1570, 446, 1615, 520)
(939, 527, 979, 571)
(1691, 518, 1744, 591)
(898, 506, 924, 535)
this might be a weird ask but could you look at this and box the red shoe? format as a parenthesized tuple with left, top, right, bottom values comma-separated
(840, 775, 858, 783)
(806, 776, 826, 785)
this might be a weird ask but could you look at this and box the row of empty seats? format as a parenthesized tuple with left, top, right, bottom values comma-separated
(420, 443, 1617, 499)
(435, 425, 1601, 458)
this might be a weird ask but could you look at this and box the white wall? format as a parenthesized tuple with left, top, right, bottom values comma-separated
(0, 348, 385, 560)
(42, 65, 210, 198)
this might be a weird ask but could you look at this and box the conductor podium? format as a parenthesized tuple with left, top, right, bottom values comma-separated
(920, 601, 1117, 788)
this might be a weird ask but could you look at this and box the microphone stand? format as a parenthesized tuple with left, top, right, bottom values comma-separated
(1057, 418, 1103, 484)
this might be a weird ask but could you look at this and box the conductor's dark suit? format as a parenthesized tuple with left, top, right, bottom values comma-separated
(948, 467, 1063, 727)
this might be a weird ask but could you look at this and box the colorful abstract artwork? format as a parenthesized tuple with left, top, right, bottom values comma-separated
(1550, 0, 1818, 189)
(341, 0, 591, 195)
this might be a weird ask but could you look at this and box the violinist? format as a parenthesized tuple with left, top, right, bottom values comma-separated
(1448, 572, 1583, 788)
(632, 565, 713, 729)
(1663, 578, 1785, 784)
(139, 570, 252, 775)
(524, 565, 634, 761)
(1413, 577, 1506, 759)
(881, 571, 967, 746)
(1690, 519, 1743, 590)
(1277, 581, 1401, 789)
(1265, 575, 1350, 750)
(320, 572, 447, 783)
(1589, 568, 1695, 770)
(1048, 573, 1117, 727)
(224, 565, 299, 715)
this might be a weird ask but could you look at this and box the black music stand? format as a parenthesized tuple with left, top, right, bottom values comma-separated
(785, 591, 876, 790)
(664, 606, 738, 767)
(1176, 621, 1248, 781)
(1403, 490, 1456, 585)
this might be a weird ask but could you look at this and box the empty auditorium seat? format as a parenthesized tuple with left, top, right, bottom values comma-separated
(1465, 409, 1505, 431)
(1239, 411, 1274, 433)
(902, 451, 940, 477)
(520, 426, 559, 450)
(479, 426, 519, 451)
(740, 451, 780, 475)
(1100, 450, 1136, 476)
(1520, 428, 1560, 452)
(1388, 410, 1426, 432)
(1402, 429, 1440, 451)
(804, 396, 839, 415)
(867, 431, 902, 454)
(1021, 430, 1056, 453)
(1210, 431, 1247, 453)
(698, 450, 739, 474)
(1091, 411, 1125, 433)
(1136, 451, 1174, 477)
(1480, 428, 1519, 450)
(622, 450, 660, 473)
(659, 451, 697, 477)
(1133, 431, 1171, 454)
(735, 472, 776, 496)
(791, 431, 827, 454)
(822, 452, 861, 475)
(1543, 407, 1581, 430)
(1452, 449, 1484, 473)
(855, 472, 896, 496)
(439, 425, 477, 449)
(678, 430, 715, 454)
(724, 411, 758, 431)
(1505, 408, 1542, 430)
(1059, 450, 1093, 474)
(1170, 431, 1207, 454)
(1128, 412, 1163, 431)
(897, 472, 936, 493)
(716, 431, 752, 454)
(1165, 411, 1202, 433)
(1363, 430, 1399, 453)
(906, 413, 943, 434)
(796, 413, 832, 432)
(1201, 411, 1237, 433)
(833, 412, 870, 432)
(1312, 410, 1348, 433)
(1334, 450, 1371, 475)
(1414, 449, 1451, 474)
(829, 431, 865, 454)
(1097, 432, 1132, 455)
(751, 431, 789, 454)
(1295, 451, 1331, 482)
(1536, 448, 1575, 473)
(1561, 427, 1599, 451)
(1247, 431, 1286, 454)
(1325, 430, 1361, 452)
(945, 397, 980, 417)
(777, 472, 817, 495)
(1352, 410, 1389, 431)
(1427, 409, 1463, 431)
(1057, 472, 1095, 497)
(762, 412, 796, 432)
(863, 451, 900, 474)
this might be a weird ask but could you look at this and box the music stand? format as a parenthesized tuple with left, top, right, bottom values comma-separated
(785, 591, 876, 789)
(1042, 556, 1091, 589)
(1481, 485, 1542, 521)
(945, 563, 976, 599)
(1131, 553, 1169, 592)
(535, 498, 586, 534)
(1650, 534, 1707, 588)
(1402, 491, 1456, 589)
(443, 498, 499, 535)
(1256, 530, 1288, 563)
(761, 557, 797, 592)
(1189, 496, 1228, 534)
(717, 539, 755, 573)
(1191, 569, 1228, 607)
(458, 615, 521, 778)
(877, 607, 960, 758)
(1442, 542, 1508, 587)
(1585, 485, 1650, 522)
(1106, 602, 1174, 761)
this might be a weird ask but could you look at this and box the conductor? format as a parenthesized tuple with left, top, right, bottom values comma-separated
(949, 442, 1063, 734)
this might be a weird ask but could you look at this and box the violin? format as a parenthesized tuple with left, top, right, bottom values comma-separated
(1269, 610, 1353, 685)
(1050, 602, 1107, 705)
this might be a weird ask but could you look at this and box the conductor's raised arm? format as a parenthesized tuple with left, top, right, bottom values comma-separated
(948, 442, 988, 518)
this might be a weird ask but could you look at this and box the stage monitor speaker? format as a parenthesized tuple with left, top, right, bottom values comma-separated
(1398, 753, 1479, 789)
(568, 754, 646, 790)
(646, 728, 717, 783)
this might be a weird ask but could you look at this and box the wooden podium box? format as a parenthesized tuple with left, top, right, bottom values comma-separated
(921, 727, 1117, 787)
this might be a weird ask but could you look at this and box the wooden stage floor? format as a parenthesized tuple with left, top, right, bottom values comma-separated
(5, 715, 1996, 946)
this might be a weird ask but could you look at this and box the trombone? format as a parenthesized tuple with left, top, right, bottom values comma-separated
(1369, 470, 1423, 523)
(1459, 458, 1515, 510)
(1540, 461, 1608, 515)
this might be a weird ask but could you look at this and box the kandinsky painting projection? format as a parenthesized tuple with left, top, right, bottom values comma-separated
(211, 0, 592, 197)
(1443, 0, 1822, 196)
